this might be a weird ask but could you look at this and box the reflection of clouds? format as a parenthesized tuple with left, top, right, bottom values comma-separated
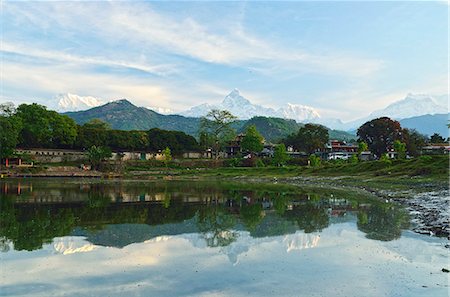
(52, 237, 97, 255)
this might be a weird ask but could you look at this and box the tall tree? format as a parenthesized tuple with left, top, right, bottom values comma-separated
(285, 124, 328, 154)
(393, 140, 406, 159)
(272, 144, 289, 166)
(403, 129, 427, 157)
(241, 125, 264, 154)
(200, 109, 237, 158)
(357, 117, 405, 158)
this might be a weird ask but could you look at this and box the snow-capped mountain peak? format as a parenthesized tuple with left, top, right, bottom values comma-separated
(279, 103, 321, 122)
(180, 89, 321, 122)
(369, 93, 447, 120)
(53, 93, 105, 112)
(222, 89, 251, 107)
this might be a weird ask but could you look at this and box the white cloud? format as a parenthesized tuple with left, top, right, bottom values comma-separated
(3, 1, 383, 79)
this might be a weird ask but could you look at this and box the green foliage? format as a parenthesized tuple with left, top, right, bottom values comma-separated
(0, 114, 21, 159)
(148, 128, 199, 154)
(285, 124, 329, 154)
(430, 133, 446, 143)
(272, 144, 289, 166)
(404, 129, 427, 157)
(87, 145, 112, 170)
(309, 154, 321, 167)
(357, 141, 368, 154)
(162, 147, 172, 167)
(255, 158, 265, 168)
(83, 118, 111, 130)
(240, 117, 300, 142)
(357, 117, 404, 158)
(393, 140, 406, 159)
(200, 109, 237, 158)
(241, 125, 264, 153)
(15, 103, 78, 148)
(224, 158, 242, 167)
(379, 154, 392, 165)
(349, 154, 359, 164)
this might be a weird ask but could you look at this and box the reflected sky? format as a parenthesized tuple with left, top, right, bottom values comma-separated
(1, 225, 447, 297)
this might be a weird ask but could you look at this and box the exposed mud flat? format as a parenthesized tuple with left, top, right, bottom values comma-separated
(397, 190, 450, 238)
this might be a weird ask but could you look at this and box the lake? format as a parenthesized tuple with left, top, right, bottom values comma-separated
(0, 178, 448, 297)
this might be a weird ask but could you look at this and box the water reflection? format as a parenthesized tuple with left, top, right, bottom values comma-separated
(0, 179, 409, 252)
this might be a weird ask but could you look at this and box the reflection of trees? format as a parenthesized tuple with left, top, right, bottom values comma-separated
(284, 203, 329, 233)
(0, 196, 76, 251)
(357, 203, 409, 241)
(196, 206, 238, 247)
(240, 204, 264, 231)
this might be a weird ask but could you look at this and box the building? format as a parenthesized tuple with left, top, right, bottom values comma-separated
(422, 144, 450, 155)
(325, 140, 358, 160)
(225, 134, 245, 158)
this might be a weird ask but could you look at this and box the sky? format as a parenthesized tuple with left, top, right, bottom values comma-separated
(0, 0, 448, 120)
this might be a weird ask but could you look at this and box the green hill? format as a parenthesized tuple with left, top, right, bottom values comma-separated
(64, 100, 355, 142)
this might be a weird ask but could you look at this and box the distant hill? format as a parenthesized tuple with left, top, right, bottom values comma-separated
(399, 113, 449, 137)
(238, 117, 300, 142)
(64, 99, 201, 135)
(64, 99, 355, 142)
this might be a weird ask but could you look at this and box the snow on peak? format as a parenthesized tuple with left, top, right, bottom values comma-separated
(279, 103, 321, 122)
(180, 89, 321, 122)
(54, 93, 105, 112)
(369, 93, 448, 120)
(149, 106, 174, 115)
(222, 89, 252, 107)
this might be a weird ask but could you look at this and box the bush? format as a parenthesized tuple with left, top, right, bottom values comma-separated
(309, 154, 321, 167)
(379, 154, 392, 165)
(286, 158, 309, 166)
(256, 159, 265, 168)
(224, 158, 242, 167)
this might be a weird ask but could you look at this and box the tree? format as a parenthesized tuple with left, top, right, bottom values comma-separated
(403, 129, 427, 157)
(0, 115, 21, 161)
(272, 144, 289, 166)
(430, 133, 446, 143)
(87, 145, 112, 170)
(82, 119, 111, 130)
(241, 125, 264, 154)
(48, 112, 78, 148)
(200, 109, 237, 158)
(357, 117, 404, 158)
(285, 124, 329, 154)
(393, 140, 406, 159)
(15, 103, 77, 148)
(357, 141, 368, 154)
(162, 147, 172, 168)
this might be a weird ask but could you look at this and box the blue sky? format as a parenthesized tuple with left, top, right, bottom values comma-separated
(0, 1, 448, 120)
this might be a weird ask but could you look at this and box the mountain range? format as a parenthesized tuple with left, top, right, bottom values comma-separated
(181, 89, 321, 122)
(58, 90, 448, 137)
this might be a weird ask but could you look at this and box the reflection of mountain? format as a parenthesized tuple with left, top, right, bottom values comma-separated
(283, 232, 320, 252)
(52, 237, 96, 255)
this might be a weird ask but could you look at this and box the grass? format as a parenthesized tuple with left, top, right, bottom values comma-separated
(124, 155, 449, 194)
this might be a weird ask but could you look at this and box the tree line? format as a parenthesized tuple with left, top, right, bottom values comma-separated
(0, 103, 200, 159)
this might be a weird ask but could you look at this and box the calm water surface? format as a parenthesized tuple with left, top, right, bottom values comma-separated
(0, 179, 448, 297)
